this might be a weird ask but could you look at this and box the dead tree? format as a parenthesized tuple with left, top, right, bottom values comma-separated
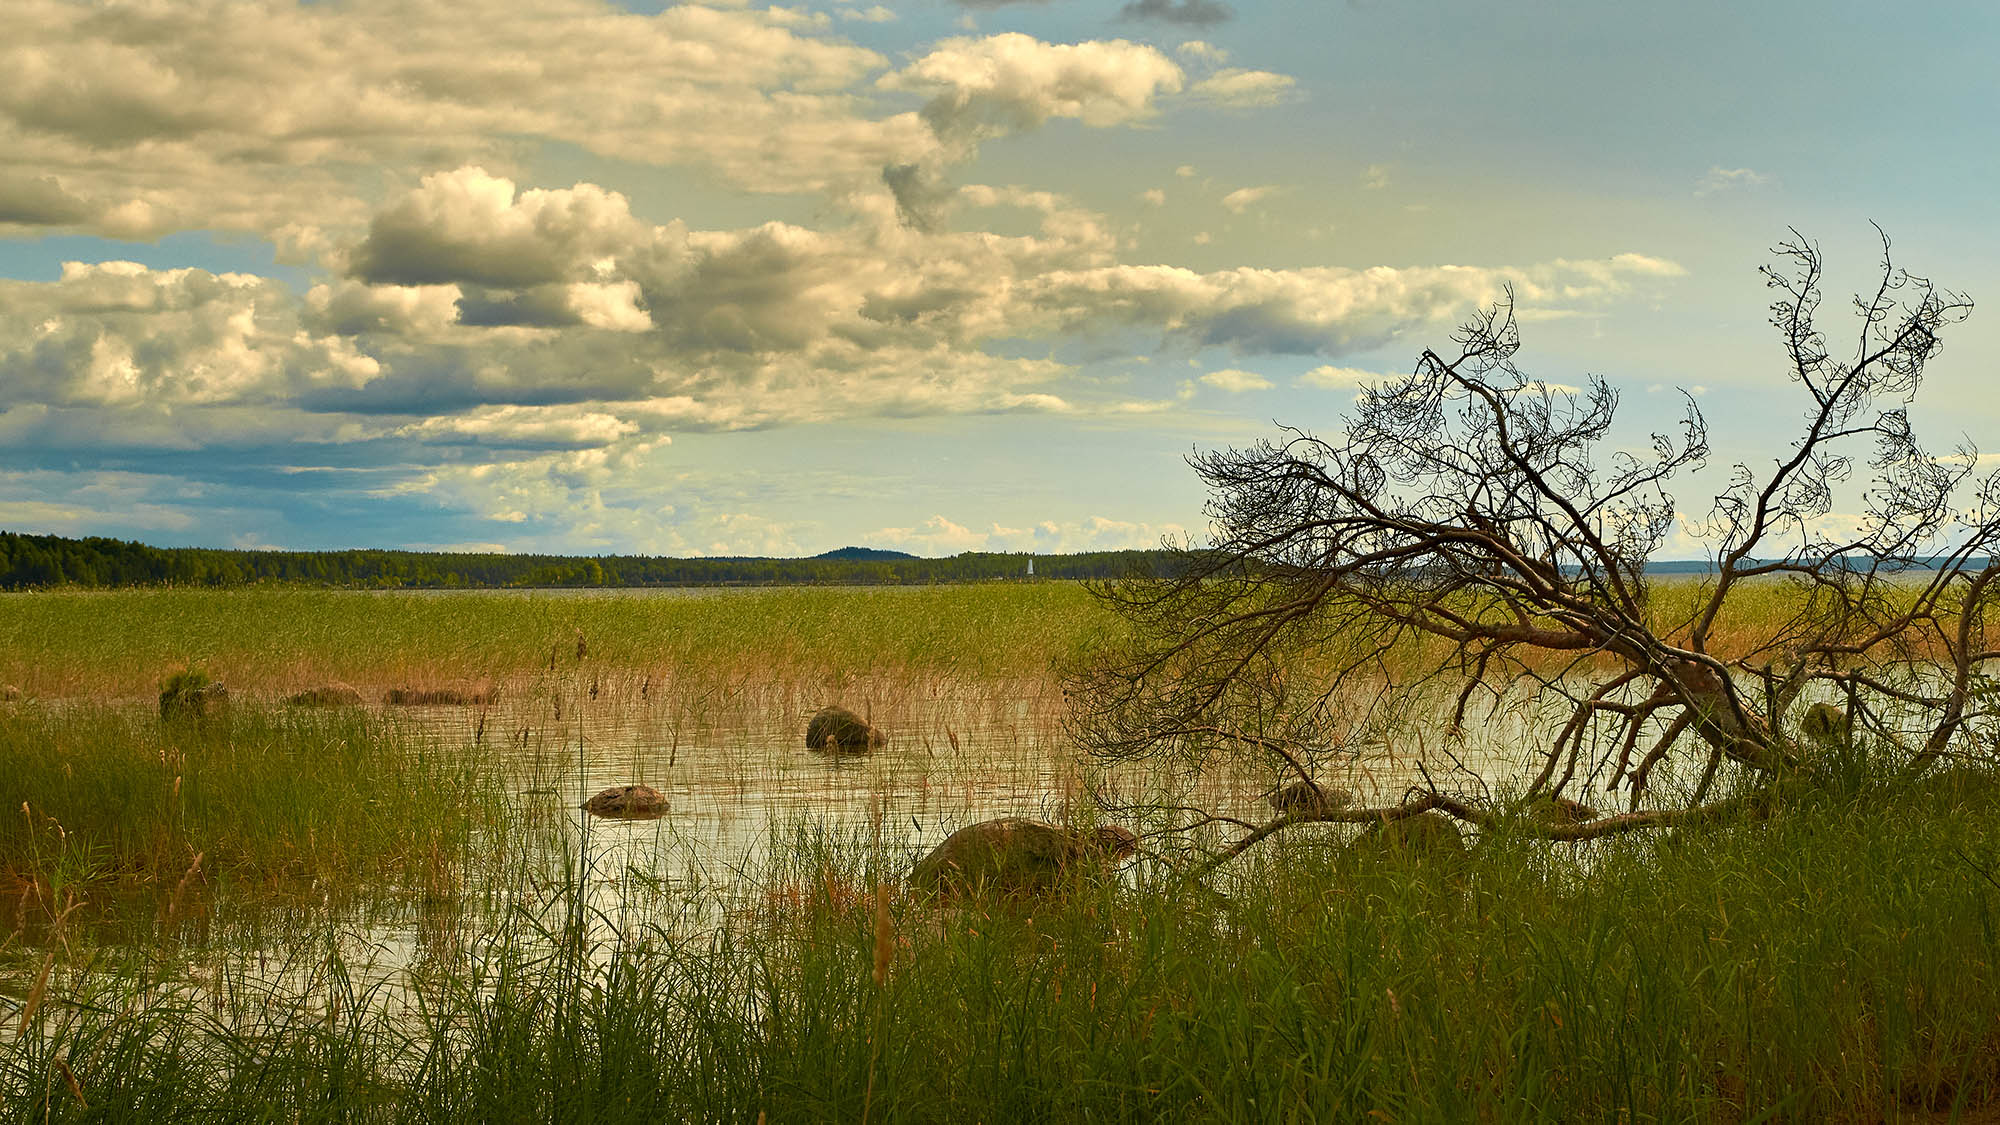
(1066, 229, 1991, 862)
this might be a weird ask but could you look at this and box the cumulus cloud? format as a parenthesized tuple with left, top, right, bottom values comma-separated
(0, 0, 922, 238)
(883, 33, 1185, 144)
(0, 172, 94, 226)
(349, 169, 648, 289)
(0, 262, 382, 411)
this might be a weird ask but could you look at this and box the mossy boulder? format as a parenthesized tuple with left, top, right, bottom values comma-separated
(582, 784, 670, 819)
(1268, 779, 1356, 815)
(805, 705, 887, 753)
(159, 669, 228, 723)
(286, 683, 365, 708)
(909, 818, 1137, 898)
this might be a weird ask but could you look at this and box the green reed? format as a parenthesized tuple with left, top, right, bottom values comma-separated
(0, 585, 1114, 698)
(0, 703, 509, 901)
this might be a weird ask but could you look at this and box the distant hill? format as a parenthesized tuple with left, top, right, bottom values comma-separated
(811, 546, 919, 561)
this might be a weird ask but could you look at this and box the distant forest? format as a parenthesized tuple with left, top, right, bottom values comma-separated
(0, 531, 1181, 589)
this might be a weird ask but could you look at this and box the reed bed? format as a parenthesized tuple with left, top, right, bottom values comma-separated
(6, 770, 1999, 1122)
(5, 584, 1999, 1121)
(0, 585, 1114, 701)
(0, 579, 1941, 710)
(0, 704, 511, 908)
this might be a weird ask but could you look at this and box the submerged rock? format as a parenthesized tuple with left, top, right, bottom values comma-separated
(1268, 780, 1356, 816)
(582, 784, 670, 819)
(805, 705, 887, 753)
(909, 818, 1138, 898)
(285, 683, 365, 708)
(385, 687, 498, 707)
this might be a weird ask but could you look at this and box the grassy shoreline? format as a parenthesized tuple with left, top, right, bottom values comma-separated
(5, 585, 2000, 1121)
(6, 772, 1999, 1122)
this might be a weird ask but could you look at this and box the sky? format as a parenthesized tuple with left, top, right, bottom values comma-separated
(1, 0, 1995, 558)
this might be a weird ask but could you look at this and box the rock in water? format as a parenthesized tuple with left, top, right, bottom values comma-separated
(1800, 701, 1850, 743)
(582, 784, 669, 819)
(805, 705, 887, 753)
(286, 683, 365, 707)
(909, 818, 1137, 898)
(1268, 780, 1356, 815)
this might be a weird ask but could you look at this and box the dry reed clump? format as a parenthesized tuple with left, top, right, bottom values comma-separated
(157, 667, 227, 723)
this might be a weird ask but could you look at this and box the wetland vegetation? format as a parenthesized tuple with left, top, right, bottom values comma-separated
(0, 583, 1996, 1122)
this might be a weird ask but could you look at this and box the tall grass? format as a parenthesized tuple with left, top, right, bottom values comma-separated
(7, 771, 1998, 1122)
(0, 704, 509, 902)
(0, 585, 1114, 698)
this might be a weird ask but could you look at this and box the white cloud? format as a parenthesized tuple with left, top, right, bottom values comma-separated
(839, 5, 898, 22)
(866, 512, 1187, 554)
(0, 0, 922, 238)
(1200, 368, 1272, 392)
(1140, 188, 1167, 206)
(349, 168, 649, 289)
(1175, 164, 1197, 178)
(1176, 40, 1228, 63)
(1190, 68, 1296, 108)
(1695, 166, 1773, 196)
(1300, 365, 1397, 389)
(0, 262, 383, 410)
(1221, 185, 1279, 213)
(1363, 164, 1390, 190)
(396, 404, 643, 448)
(884, 34, 1185, 144)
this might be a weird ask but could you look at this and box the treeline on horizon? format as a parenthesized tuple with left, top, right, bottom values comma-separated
(0, 530, 1183, 590)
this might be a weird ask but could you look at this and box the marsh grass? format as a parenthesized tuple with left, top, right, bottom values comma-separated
(6, 771, 1999, 1123)
(0, 703, 510, 912)
(0, 585, 1115, 700)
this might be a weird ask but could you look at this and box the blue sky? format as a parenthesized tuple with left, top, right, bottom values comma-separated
(1, 0, 1994, 557)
